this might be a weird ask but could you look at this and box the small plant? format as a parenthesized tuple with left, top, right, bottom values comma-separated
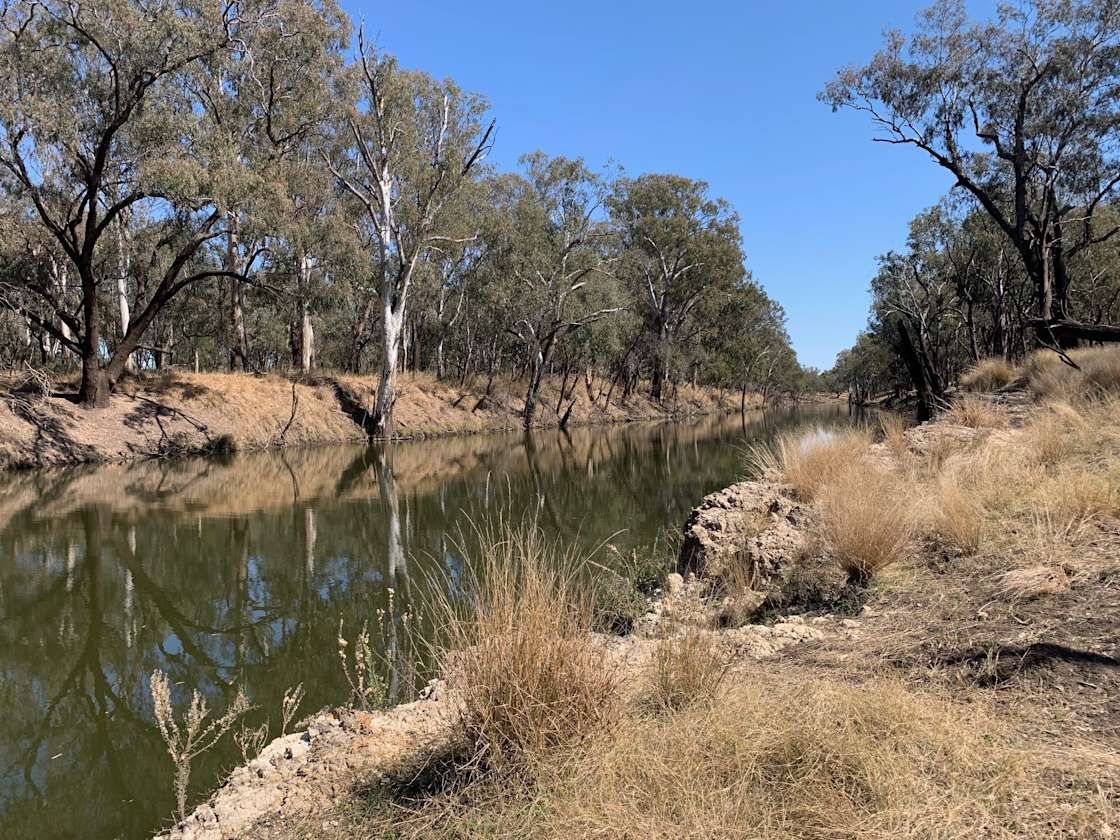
(644, 627, 731, 711)
(818, 469, 915, 585)
(591, 570, 647, 635)
(234, 722, 269, 762)
(150, 670, 251, 824)
(281, 682, 306, 735)
(338, 620, 388, 712)
(960, 357, 1018, 392)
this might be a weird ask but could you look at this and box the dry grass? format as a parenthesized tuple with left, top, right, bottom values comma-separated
(878, 411, 911, 460)
(818, 468, 916, 583)
(942, 395, 1009, 429)
(994, 563, 1072, 601)
(359, 674, 1117, 840)
(432, 520, 622, 772)
(750, 426, 871, 501)
(932, 468, 987, 555)
(1025, 401, 1090, 466)
(960, 356, 1019, 392)
(1021, 346, 1120, 402)
(642, 628, 731, 711)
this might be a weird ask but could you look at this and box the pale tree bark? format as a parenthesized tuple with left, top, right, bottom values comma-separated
(227, 215, 249, 372)
(293, 251, 315, 372)
(115, 214, 134, 372)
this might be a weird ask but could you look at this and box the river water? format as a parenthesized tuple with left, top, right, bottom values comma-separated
(0, 405, 863, 839)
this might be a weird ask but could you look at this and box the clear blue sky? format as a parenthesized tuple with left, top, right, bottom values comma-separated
(343, 1, 996, 370)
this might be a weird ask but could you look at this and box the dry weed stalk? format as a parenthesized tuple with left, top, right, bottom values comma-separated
(337, 619, 387, 711)
(150, 670, 250, 824)
(234, 722, 269, 763)
(281, 682, 306, 735)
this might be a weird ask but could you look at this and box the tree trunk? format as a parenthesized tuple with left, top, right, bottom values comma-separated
(78, 272, 108, 408)
(292, 252, 315, 373)
(896, 321, 933, 422)
(228, 217, 249, 372)
(372, 300, 404, 439)
(523, 334, 556, 430)
(116, 216, 134, 372)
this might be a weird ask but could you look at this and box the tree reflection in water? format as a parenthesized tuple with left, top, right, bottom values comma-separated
(0, 407, 863, 839)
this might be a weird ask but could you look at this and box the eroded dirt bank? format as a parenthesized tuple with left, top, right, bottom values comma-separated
(0, 370, 747, 470)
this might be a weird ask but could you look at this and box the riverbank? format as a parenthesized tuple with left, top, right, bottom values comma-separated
(158, 347, 1120, 839)
(0, 369, 751, 470)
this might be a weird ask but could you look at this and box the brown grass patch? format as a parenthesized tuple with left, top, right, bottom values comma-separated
(1022, 346, 1120, 402)
(433, 521, 622, 771)
(357, 674, 1118, 840)
(878, 411, 910, 460)
(932, 468, 986, 555)
(818, 468, 916, 583)
(960, 357, 1018, 392)
(750, 427, 871, 501)
(642, 628, 731, 711)
(943, 395, 1009, 429)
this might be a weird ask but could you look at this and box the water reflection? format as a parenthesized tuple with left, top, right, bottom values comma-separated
(0, 406, 860, 839)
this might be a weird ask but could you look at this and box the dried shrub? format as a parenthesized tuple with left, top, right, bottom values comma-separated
(435, 521, 622, 771)
(818, 468, 915, 584)
(749, 427, 871, 501)
(150, 670, 250, 824)
(960, 357, 1018, 392)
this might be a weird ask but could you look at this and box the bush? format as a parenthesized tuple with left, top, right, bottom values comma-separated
(818, 469, 915, 584)
(960, 357, 1018, 392)
(434, 521, 622, 771)
(750, 427, 871, 501)
(591, 571, 647, 635)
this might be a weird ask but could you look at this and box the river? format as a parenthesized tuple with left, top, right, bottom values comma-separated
(0, 404, 864, 839)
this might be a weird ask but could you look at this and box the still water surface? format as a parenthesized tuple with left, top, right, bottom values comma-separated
(0, 405, 863, 839)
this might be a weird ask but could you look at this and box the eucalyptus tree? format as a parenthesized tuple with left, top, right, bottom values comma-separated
(325, 33, 494, 437)
(0, 0, 272, 406)
(823, 0, 1120, 344)
(609, 174, 744, 398)
(492, 154, 622, 428)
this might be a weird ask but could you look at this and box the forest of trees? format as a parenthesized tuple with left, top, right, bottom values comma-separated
(0, 0, 808, 435)
(824, 0, 1120, 411)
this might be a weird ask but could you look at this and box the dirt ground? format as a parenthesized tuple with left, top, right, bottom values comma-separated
(0, 369, 754, 470)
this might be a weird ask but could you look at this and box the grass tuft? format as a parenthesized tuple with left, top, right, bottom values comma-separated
(942, 396, 1008, 429)
(642, 628, 730, 711)
(749, 427, 871, 501)
(960, 357, 1018, 392)
(433, 520, 622, 772)
(818, 468, 915, 584)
